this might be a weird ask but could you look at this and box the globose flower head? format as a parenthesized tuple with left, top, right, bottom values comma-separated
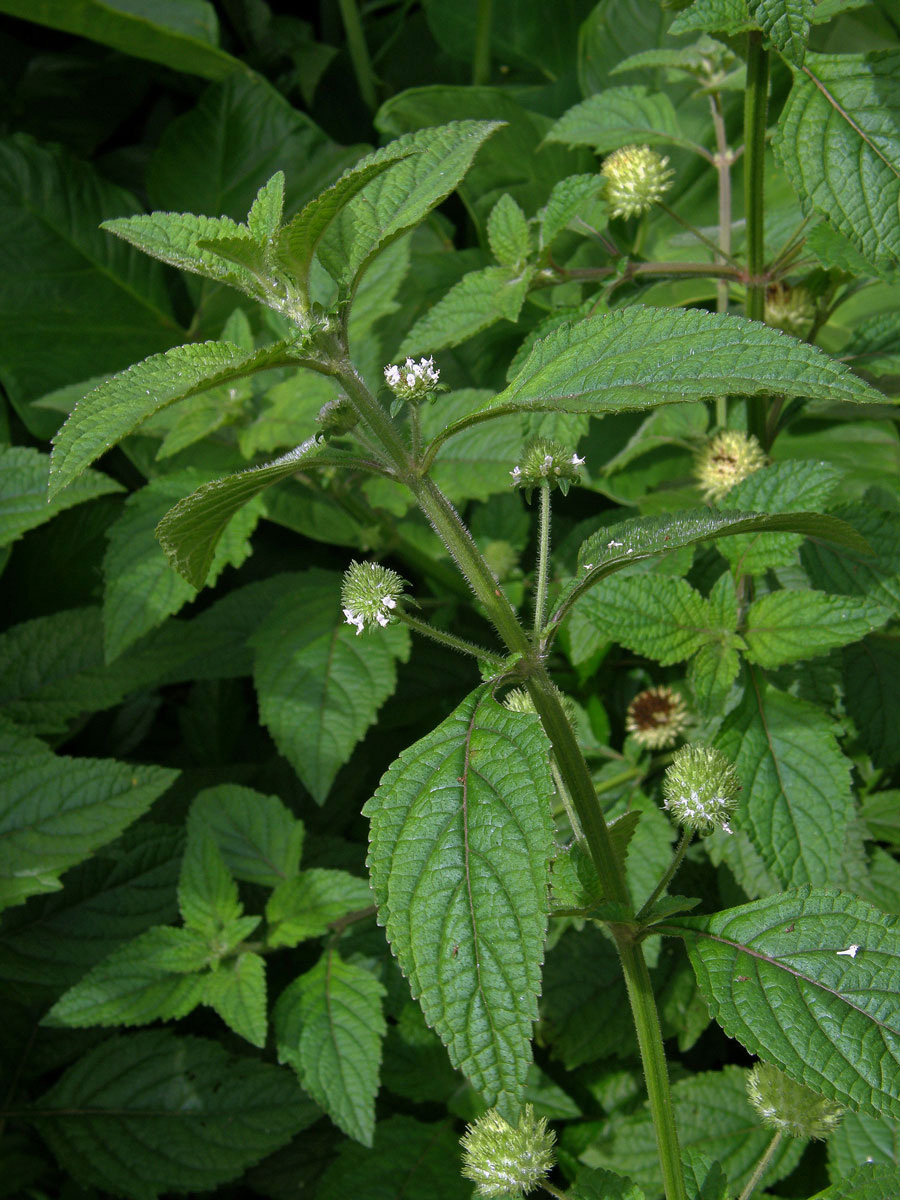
(747, 1063, 843, 1140)
(601, 144, 674, 219)
(662, 743, 741, 834)
(626, 686, 689, 750)
(383, 356, 442, 405)
(695, 429, 767, 503)
(510, 437, 585, 501)
(316, 396, 358, 437)
(460, 1104, 556, 1198)
(340, 560, 407, 636)
(765, 282, 816, 338)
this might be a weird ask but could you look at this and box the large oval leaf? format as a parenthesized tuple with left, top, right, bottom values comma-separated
(364, 687, 554, 1118)
(673, 888, 900, 1118)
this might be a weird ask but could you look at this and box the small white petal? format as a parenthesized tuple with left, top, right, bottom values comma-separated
(571, 454, 585, 467)
(607, 540, 624, 549)
(836, 944, 860, 958)
(382, 596, 396, 609)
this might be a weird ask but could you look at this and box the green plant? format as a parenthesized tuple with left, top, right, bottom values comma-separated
(1, 2, 900, 1199)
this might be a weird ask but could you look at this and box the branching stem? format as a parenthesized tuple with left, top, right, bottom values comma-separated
(397, 612, 505, 668)
(636, 828, 693, 924)
(738, 1131, 783, 1200)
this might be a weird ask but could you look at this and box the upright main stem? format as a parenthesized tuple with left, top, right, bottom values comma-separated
(333, 353, 685, 1200)
(533, 486, 551, 643)
(338, 0, 378, 110)
(472, 0, 494, 85)
(743, 32, 770, 445)
(710, 92, 732, 429)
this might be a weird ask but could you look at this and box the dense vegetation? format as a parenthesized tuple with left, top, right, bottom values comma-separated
(1, 2, 899, 1199)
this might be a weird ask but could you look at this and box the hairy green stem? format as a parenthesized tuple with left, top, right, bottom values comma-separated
(636, 829, 693, 924)
(472, 0, 494, 84)
(398, 611, 505, 668)
(330, 347, 685, 1200)
(615, 935, 688, 1200)
(658, 201, 740, 267)
(743, 31, 771, 446)
(738, 1130, 783, 1200)
(533, 485, 552, 644)
(710, 91, 732, 429)
(337, 0, 378, 110)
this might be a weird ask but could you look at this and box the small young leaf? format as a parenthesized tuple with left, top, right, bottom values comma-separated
(775, 52, 900, 274)
(266, 869, 373, 948)
(670, 0, 754, 36)
(32, 1030, 319, 1199)
(364, 688, 555, 1117)
(44, 926, 209, 1029)
(247, 171, 285, 243)
(675, 888, 900, 1119)
(202, 952, 267, 1048)
(749, 0, 814, 65)
(0, 754, 177, 912)
(743, 590, 888, 667)
(0, 446, 122, 549)
(539, 174, 605, 250)
(252, 570, 410, 803)
(716, 674, 853, 887)
(399, 265, 535, 356)
(178, 829, 243, 938)
(487, 193, 532, 266)
(188, 784, 305, 887)
(545, 86, 702, 155)
(50, 339, 298, 498)
(156, 436, 326, 588)
(102, 211, 263, 292)
(274, 949, 386, 1145)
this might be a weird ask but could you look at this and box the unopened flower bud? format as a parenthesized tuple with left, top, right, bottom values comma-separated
(510, 437, 585, 500)
(340, 560, 407, 636)
(383, 356, 442, 405)
(747, 1063, 843, 1140)
(316, 396, 358, 437)
(662, 744, 740, 834)
(765, 283, 815, 338)
(483, 539, 519, 582)
(601, 145, 674, 219)
(695, 429, 766, 502)
(626, 686, 689, 750)
(460, 1105, 556, 1198)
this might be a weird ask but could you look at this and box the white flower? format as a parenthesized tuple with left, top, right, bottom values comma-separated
(383, 355, 442, 404)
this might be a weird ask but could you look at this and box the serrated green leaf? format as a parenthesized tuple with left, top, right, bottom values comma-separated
(274, 949, 386, 1146)
(487, 193, 532, 266)
(749, 0, 813, 64)
(156, 436, 326, 588)
(829, 1109, 900, 1179)
(0, 825, 181, 989)
(581, 1066, 803, 1195)
(813, 1163, 900, 1199)
(318, 120, 504, 288)
(670, 0, 753, 35)
(443, 308, 880, 439)
(102, 211, 263, 293)
(266, 869, 373, 948)
(0, 0, 244, 81)
(364, 688, 554, 1117)
(841, 311, 900, 375)
(315, 1115, 470, 1200)
(32, 1029, 318, 1200)
(188, 784, 304, 887)
(0, 754, 177, 912)
(103, 472, 263, 661)
(277, 149, 413, 286)
(178, 829, 242, 937)
(744, 590, 888, 667)
(774, 52, 900, 274)
(802, 504, 900, 616)
(203, 952, 267, 1048)
(688, 640, 743, 716)
(843, 636, 900, 770)
(0, 137, 182, 438)
(571, 575, 711, 667)
(716, 674, 853, 887)
(247, 171, 284, 243)
(675, 888, 900, 1118)
(553, 505, 867, 635)
(545, 86, 703, 155)
(252, 570, 410, 803)
(568, 1166, 646, 1200)
(539, 173, 605, 250)
(400, 265, 534, 357)
(0, 446, 122, 549)
(44, 926, 209, 1028)
(717, 460, 843, 575)
(806, 221, 890, 279)
(49, 339, 297, 498)
(682, 1148, 729, 1200)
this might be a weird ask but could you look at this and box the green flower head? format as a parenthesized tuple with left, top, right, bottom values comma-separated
(460, 1105, 556, 1198)
(662, 744, 741, 834)
(747, 1063, 843, 1140)
(695, 429, 767, 503)
(510, 437, 585, 500)
(601, 144, 674, 219)
(341, 560, 407, 635)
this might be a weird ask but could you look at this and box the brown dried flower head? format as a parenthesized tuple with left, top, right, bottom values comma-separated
(626, 686, 689, 750)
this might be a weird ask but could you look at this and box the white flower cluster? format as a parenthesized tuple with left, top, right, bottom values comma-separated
(340, 560, 406, 636)
(510, 437, 585, 499)
(383, 356, 441, 403)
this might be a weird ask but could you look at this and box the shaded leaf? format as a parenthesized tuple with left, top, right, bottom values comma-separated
(266, 870, 373, 948)
(545, 86, 703, 155)
(743, 590, 888, 667)
(203, 952, 267, 1048)
(0, 446, 122, 549)
(188, 784, 304, 887)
